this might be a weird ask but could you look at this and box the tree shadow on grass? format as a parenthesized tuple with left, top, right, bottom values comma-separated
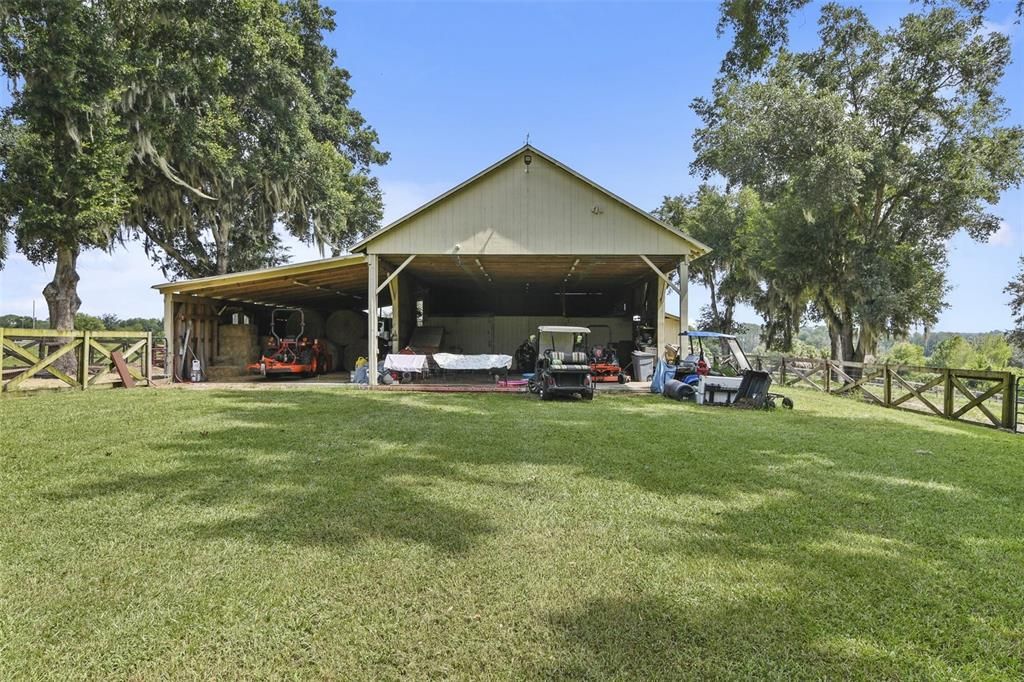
(46, 388, 1024, 676)
(51, 417, 505, 554)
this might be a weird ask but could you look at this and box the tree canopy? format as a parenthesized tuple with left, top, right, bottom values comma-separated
(716, 0, 1024, 74)
(693, 3, 1024, 362)
(655, 186, 764, 334)
(1006, 257, 1024, 348)
(0, 0, 386, 332)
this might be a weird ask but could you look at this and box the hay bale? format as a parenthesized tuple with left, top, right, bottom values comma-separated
(319, 339, 340, 371)
(217, 323, 259, 365)
(285, 310, 324, 339)
(325, 310, 365, 347)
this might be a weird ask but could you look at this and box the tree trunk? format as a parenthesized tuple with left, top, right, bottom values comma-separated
(43, 245, 81, 330)
(839, 316, 862, 379)
(215, 214, 232, 275)
(42, 245, 81, 375)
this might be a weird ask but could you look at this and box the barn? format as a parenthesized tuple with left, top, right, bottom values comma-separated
(154, 145, 709, 385)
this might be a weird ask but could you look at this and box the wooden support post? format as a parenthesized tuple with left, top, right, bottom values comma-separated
(677, 257, 688, 333)
(145, 331, 153, 384)
(1002, 372, 1015, 430)
(163, 294, 176, 381)
(655, 275, 666, 357)
(883, 363, 892, 407)
(388, 275, 400, 354)
(79, 331, 91, 389)
(640, 255, 680, 294)
(823, 359, 831, 393)
(376, 254, 416, 295)
(780, 358, 787, 386)
(367, 254, 379, 387)
(943, 368, 954, 418)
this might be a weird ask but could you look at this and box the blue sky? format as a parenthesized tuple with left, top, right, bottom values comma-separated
(1, 0, 1022, 332)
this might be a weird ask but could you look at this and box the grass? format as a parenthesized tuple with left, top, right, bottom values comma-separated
(1, 386, 1023, 679)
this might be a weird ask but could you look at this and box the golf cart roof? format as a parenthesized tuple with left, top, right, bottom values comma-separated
(538, 325, 591, 333)
(681, 331, 738, 340)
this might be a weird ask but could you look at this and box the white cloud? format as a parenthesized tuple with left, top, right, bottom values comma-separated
(990, 221, 1014, 246)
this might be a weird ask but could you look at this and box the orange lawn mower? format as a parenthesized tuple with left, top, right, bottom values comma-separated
(248, 308, 331, 379)
(588, 324, 628, 384)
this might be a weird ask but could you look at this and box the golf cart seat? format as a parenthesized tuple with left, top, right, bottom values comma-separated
(546, 351, 590, 370)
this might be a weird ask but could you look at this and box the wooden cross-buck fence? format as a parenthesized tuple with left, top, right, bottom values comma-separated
(1, 328, 154, 394)
(750, 355, 1019, 432)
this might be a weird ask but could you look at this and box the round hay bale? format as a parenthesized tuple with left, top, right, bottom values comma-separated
(325, 310, 366, 346)
(319, 339, 340, 372)
(286, 309, 324, 339)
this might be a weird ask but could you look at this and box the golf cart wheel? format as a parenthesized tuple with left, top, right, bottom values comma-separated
(540, 388, 553, 401)
(782, 396, 794, 409)
(617, 373, 627, 384)
(528, 378, 541, 394)
(582, 391, 594, 401)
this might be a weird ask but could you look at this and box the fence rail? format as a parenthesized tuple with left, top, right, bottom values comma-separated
(1, 328, 153, 393)
(750, 355, 1018, 432)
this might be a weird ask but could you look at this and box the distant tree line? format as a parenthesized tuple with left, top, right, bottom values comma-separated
(739, 321, 1019, 371)
(0, 313, 163, 337)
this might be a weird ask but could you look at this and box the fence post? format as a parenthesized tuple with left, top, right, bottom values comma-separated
(79, 331, 90, 389)
(145, 332, 153, 385)
(883, 362, 892, 407)
(823, 359, 831, 393)
(0, 327, 5, 392)
(943, 368, 954, 418)
(780, 357, 787, 387)
(1001, 372, 1015, 430)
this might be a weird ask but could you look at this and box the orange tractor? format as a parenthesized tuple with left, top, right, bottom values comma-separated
(248, 308, 331, 379)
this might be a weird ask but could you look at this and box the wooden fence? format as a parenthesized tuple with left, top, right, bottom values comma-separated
(1, 328, 153, 393)
(750, 356, 1019, 432)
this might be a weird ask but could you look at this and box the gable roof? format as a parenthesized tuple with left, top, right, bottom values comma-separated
(351, 144, 710, 257)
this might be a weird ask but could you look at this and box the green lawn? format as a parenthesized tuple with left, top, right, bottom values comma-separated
(2, 387, 1022, 679)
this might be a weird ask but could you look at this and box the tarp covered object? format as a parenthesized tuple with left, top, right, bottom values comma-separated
(432, 353, 513, 370)
(383, 354, 429, 372)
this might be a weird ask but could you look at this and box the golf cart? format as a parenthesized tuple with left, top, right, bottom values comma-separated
(666, 331, 793, 409)
(528, 326, 595, 401)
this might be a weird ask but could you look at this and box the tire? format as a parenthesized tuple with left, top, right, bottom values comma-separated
(617, 373, 627, 384)
(540, 388, 553, 401)
(582, 391, 594, 401)
(782, 396, 794, 409)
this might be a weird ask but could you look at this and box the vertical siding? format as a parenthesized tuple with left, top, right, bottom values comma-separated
(367, 154, 696, 256)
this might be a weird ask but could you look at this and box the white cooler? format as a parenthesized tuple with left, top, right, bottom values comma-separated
(697, 375, 743, 405)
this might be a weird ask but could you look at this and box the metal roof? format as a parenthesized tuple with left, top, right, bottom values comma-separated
(151, 254, 368, 306)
